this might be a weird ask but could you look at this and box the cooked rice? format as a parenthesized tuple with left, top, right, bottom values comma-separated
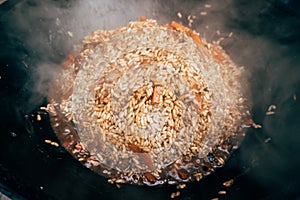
(47, 19, 251, 185)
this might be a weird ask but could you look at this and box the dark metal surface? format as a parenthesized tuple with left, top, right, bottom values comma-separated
(1, 0, 300, 199)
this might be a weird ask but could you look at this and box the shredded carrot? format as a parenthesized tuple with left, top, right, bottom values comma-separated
(144, 172, 156, 183)
(170, 21, 208, 55)
(61, 54, 75, 68)
(140, 16, 146, 21)
(190, 33, 204, 46)
(151, 85, 162, 105)
(140, 153, 156, 171)
(170, 21, 191, 33)
(211, 46, 226, 62)
(195, 93, 202, 103)
(128, 143, 156, 171)
(128, 143, 144, 153)
(243, 119, 254, 126)
(177, 168, 188, 180)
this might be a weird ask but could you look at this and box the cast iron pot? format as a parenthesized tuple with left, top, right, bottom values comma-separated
(0, 0, 300, 199)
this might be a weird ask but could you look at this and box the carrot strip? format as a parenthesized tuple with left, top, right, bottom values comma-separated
(151, 85, 162, 105)
(144, 172, 156, 183)
(211, 46, 226, 62)
(139, 153, 156, 171)
(128, 143, 144, 153)
(140, 16, 146, 21)
(170, 21, 208, 55)
(61, 54, 75, 68)
(128, 143, 156, 171)
(170, 21, 192, 33)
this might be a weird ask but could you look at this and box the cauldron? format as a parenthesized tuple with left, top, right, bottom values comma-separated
(0, 0, 300, 199)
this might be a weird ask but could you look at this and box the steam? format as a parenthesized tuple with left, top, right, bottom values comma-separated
(2, 0, 164, 112)
(3, 0, 248, 109)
